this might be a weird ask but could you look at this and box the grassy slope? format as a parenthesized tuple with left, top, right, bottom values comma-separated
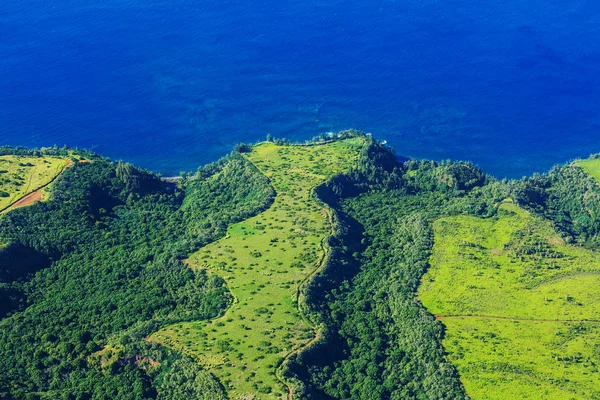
(149, 138, 363, 399)
(419, 201, 600, 399)
(576, 158, 600, 182)
(0, 155, 69, 211)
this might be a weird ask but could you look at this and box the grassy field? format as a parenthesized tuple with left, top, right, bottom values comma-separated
(149, 138, 364, 399)
(576, 157, 600, 182)
(0, 155, 69, 211)
(419, 200, 600, 399)
(442, 318, 600, 399)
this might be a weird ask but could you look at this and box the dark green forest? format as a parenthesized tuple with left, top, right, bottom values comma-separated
(0, 150, 273, 399)
(2, 135, 600, 399)
(282, 139, 600, 399)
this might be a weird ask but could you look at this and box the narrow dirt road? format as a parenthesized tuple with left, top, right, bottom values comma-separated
(5, 189, 43, 211)
(436, 315, 600, 323)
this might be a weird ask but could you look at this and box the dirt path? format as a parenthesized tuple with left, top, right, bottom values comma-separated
(2, 161, 73, 214)
(436, 315, 600, 323)
(5, 189, 43, 211)
(279, 331, 321, 400)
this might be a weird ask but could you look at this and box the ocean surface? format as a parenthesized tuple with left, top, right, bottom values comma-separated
(2, 0, 600, 178)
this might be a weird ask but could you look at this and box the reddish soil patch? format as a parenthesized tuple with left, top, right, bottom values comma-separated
(5, 189, 43, 212)
(2, 160, 73, 214)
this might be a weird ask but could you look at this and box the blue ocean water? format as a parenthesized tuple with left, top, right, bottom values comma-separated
(1, 0, 600, 178)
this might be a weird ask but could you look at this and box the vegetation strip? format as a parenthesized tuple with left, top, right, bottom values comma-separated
(149, 138, 363, 399)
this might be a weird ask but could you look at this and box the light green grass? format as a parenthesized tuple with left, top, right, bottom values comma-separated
(576, 157, 600, 182)
(149, 138, 364, 400)
(419, 200, 600, 399)
(0, 155, 69, 211)
(443, 318, 600, 399)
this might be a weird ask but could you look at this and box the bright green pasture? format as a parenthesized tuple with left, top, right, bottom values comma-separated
(0, 155, 69, 210)
(443, 318, 600, 399)
(420, 201, 600, 320)
(419, 200, 600, 398)
(576, 157, 600, 182)
(150, 138, 363, 400)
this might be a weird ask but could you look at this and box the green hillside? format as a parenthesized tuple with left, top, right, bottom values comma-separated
(420, 200, 600, 399)
(150, 138, 364, 399)
(0, 155, 69, 211)
(0, 146, 275, 399)
(3, 137, 600, 400)
(576, 157, 600, 182)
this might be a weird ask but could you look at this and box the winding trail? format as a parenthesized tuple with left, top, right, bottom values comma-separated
(280, 332, 321, 400)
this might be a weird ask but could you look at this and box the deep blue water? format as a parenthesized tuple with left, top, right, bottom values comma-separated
(2, 0, 600, 178)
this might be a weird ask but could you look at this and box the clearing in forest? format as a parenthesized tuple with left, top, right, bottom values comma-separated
(0, 155, 70, 212)
(149, 138, 364, 399)
(419, 200, 600, 399)
(576, 157, 600, 182)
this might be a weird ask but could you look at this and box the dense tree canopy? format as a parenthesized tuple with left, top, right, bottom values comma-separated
(0, 150, 273, 399)
(1, 135, 599, 399)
